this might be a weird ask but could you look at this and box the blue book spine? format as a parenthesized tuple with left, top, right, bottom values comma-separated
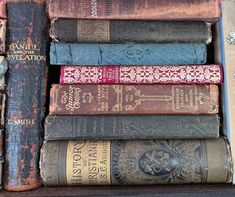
(50, 43, 207, 65)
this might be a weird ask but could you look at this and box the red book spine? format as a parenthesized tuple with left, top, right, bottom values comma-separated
(48, 0, 220, 21)
(60, 65, 223, 85)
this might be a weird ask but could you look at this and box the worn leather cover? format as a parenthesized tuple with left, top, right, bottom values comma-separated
(60, 65, 223, 85)
(48, 0, 220, 21)
(0, 0, 6, 19)
(49, 84, 219, 115)
(4, 0, 48, 191)
(50, 43, 207, 65)
(0, 57, 7, 90)
(45, 115, 220, 140)
(0, 20, 6, 53)
(50, 19, 212, 44)
(40, 138, 232, 185)
(219, 0, 235, 184)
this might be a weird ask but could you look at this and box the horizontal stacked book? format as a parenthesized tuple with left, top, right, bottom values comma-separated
(39, 0, 232, 187)
(0, 3, 7, 189)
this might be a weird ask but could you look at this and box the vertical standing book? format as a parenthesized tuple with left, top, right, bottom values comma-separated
(4, 0, 48, 191)
(219, 0, 235, 184)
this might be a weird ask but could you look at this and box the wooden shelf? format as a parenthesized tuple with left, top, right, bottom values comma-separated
(1, 184, 235, 197)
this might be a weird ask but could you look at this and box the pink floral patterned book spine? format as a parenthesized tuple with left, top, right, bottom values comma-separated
(60, 65, 223, 85)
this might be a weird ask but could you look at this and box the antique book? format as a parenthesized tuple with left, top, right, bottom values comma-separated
(0, 128, 3, 190)
(4, 0, 48, 191)
(49, 84, 219, 115)
(60, 65, 223, 85)
(45, 115, 220, 140)
(40, 138, 232, 186)
(0, 20, 6, 53)
(48, 0, 220, 21)
(218, 0, 235, 184)
(50, 19, 212, 44)
(50, 43, 207, 65)
(0, 0, 6, 19)
(0, 92, 5, 126)
(0, 57, 7, 90)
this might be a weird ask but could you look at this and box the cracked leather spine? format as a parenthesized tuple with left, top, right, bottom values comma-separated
(4, 0, 48, 191)
(48, 0, 220, 21)
(50, 19, 212, 44)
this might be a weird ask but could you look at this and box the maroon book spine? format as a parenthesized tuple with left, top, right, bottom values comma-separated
(0, 1, 6, 19)
(49, 84, 219, 115)
(60, 65, 223, 85)
(48, 0, 220, 21)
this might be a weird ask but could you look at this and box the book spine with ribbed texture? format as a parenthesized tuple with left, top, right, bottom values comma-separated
(50, 19, 212, 44)
(45, 115, 220, 140)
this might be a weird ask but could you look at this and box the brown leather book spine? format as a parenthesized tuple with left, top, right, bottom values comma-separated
(40, 138, 232, 186)
(48, 0, 220, 21)
(49, 84, 219, 115)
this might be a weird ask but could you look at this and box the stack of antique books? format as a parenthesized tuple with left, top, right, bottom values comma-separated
(2, 0, 235, 192)
(40, 0, 232, 187)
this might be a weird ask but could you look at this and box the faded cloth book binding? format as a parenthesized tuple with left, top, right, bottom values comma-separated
(0, 1, 6, 19)
(50, 43, 207, 66)
(4, 0, 48, 191)
(49, 84, 219, 115)
(219, 0, 235, 184)
(0, 57, 7, 90)
(0, 20, 6, 54)
(40, 138, 232, 186)
(48, 0, 220, 21)
(45, 115, 220, 140)
(50, 19, 212, 44)
(60, 65, 223, 85)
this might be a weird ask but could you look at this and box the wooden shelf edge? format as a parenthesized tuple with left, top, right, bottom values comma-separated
(1, 184, 235, 197)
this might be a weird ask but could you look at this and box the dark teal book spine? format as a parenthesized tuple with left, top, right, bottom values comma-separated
(50, 43, 207, 65)
(45, 115, 220, 140)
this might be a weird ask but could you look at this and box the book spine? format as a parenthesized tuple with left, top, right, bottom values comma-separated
(0, 57, 7, 90)
(50, 19, 212, 44)
(0, 92, 5, 126)
(0, 128, 3, 190)
(40, 138, 232, 186)
(49, 84, 219, 115)
(4, 1, 48, 191)
(0, 1, 6, 19)
(219, 0, 235, 184)
(48, 0, 220, 21)
(45, 115, 220, 140)
(0, 20, 6, 54)
(60, 65, 223, 85)
(50, 43, 207, 65)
